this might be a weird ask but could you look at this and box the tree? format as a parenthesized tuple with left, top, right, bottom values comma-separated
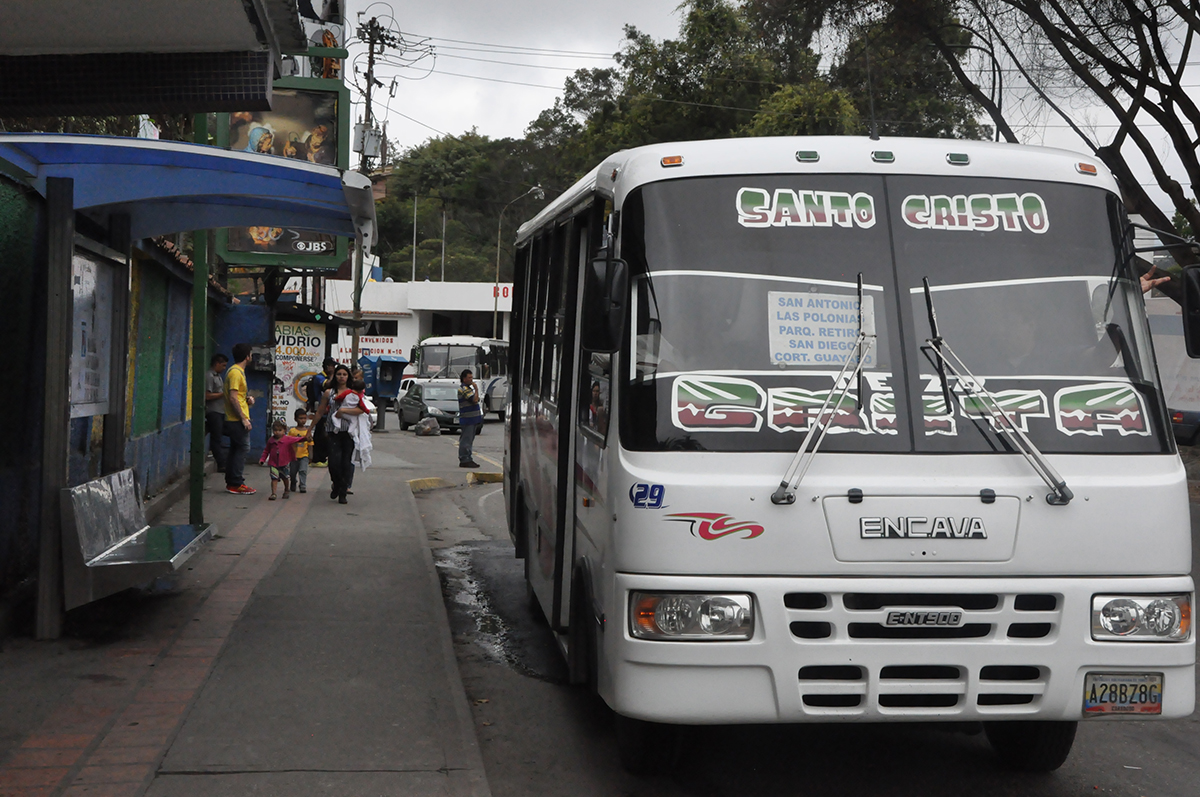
(830, 8, 990, 139)
(377, 132, 546, 284)
(886, 0, 1200, 297)
(739, 83, 861, 136)
(528, 0, 986, 190)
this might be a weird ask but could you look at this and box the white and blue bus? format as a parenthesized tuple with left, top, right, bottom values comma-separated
(409, 335, 510, 420)
(505, 136, 1196, 774)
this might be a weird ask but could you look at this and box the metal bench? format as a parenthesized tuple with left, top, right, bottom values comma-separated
(60, 469, 215, 610)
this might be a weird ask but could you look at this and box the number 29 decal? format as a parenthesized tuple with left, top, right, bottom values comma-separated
(630, 483, 666, 509)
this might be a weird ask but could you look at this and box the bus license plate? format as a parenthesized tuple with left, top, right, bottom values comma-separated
(1083, 672, 1162, 715)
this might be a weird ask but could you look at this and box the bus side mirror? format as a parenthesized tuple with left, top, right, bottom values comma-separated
(581, 256, 628, 353)
(1184, 267, 1200, 358)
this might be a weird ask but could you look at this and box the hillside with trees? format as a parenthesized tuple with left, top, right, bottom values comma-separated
(375, 0, 986, 284)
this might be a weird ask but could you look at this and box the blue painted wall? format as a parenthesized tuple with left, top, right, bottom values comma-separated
(123, 259, 197, 497)
(214, 303, 273, 452)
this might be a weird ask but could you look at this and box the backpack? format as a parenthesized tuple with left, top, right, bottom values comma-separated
(305, 372, 326, 409)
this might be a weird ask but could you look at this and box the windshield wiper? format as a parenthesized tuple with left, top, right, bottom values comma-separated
(920, 279, 1074, 506)
(771, 275, 875, 505)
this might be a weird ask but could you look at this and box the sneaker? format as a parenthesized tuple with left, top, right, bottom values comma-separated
(226, 485, 241, 494)
(268, 494, 277, 501)
(299, 488, 307, 493)
(338, 494, 348, 504)
(282, 492, 290, 499)
(235, 484, 257, 495)
(312, 461, 328, 468)
(459, 460, 480, 468)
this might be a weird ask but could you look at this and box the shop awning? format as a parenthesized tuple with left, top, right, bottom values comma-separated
(0, 134, 375, 255)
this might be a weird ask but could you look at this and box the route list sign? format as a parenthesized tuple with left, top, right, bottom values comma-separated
(768, 290, 876, 367)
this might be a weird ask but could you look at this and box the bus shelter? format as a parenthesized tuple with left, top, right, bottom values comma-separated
(0, 134, 375, 637)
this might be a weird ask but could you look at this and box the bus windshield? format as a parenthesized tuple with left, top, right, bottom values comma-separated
(620, 175, 1169, 455)
(418, 345, 479, 379)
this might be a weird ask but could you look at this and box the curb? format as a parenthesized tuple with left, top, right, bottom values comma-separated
(466, 472, 503, 485)
(400, 483, 494, 797)
(409, 477, 457, 492)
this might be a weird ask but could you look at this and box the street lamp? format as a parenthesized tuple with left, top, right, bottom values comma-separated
(494, 185, 544, 338)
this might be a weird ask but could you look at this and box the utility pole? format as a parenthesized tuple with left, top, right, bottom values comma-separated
(351, 16, 398, 365)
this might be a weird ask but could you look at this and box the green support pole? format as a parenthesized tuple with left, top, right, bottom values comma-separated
(189, 114, 210, 524)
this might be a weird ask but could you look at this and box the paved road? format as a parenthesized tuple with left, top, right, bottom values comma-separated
(393, 417, 1200, 796)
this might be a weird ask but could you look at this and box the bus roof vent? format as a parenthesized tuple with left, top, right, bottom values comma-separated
(795, 150, 820, 163)
(946, 152, 970, 166)
(872, 151, 895, 164)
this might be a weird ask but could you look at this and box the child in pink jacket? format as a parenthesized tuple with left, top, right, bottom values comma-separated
(260, 420, 305, 500)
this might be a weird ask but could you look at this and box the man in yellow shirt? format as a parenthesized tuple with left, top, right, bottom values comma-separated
(223, 343, 257, 495)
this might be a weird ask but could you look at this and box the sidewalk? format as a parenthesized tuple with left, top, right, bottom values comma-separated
(0, 462, 490, 796)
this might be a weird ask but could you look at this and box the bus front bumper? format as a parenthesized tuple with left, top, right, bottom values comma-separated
(606, 574, 1195, 724)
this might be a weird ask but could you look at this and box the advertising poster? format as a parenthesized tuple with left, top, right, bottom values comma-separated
(70, 250, 114, 418)
(302, 19, 343, 80)
(226, 88, 340, 256)
(273, 321, 325, 425)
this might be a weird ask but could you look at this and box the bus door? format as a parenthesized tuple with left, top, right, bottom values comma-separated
(524, 219, 576, 630)
(564, 205, 609, 638)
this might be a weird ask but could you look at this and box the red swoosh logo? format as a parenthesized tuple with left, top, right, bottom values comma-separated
(666, 512, 764, 540)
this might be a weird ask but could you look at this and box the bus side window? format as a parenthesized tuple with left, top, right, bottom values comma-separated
(529, 234, 550, 395)
(582, 354, 610, 440)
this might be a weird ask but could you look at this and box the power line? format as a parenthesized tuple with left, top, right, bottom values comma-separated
(407, 33, 616, 57)
(428, 68, 562, 90)
(431, 43, 614, 60)
(436, 53, 584, 72)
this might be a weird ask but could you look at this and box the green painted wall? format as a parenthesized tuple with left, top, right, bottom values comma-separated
(132, 265, 168, 437)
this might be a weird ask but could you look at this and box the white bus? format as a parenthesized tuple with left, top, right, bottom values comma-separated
(505, 136, 1196, 774)
(409, 335, 510, 419)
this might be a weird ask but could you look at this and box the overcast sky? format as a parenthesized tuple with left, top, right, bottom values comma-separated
(344, 0, 683, 148)
(339, 1, 1192, 217)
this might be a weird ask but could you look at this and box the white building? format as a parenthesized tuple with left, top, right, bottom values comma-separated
(322, 279, 513, 366)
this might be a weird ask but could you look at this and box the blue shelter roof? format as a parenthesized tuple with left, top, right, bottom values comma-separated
(0, 134, 375, 252)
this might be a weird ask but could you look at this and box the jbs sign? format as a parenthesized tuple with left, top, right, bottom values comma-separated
(860, 516, 988, 539)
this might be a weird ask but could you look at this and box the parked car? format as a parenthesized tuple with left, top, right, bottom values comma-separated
(398, 381, 461, 432)
(1171, 407, 1200, 446)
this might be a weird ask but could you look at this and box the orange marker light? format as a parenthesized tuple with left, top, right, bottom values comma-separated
(634, 595, 660, 635)
(661, 155, 684, 167)
(1077, 162, 1098, 175)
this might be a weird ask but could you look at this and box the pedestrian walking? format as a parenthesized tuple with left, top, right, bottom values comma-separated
(223, 343, 257, 495)
(311, 364, 357, 503)
(205, 353, 229, 471)
(259, 420, 305, 500)
(457, 369, 483, 468)
(308, 357, 336, 467)
(288, 407, 311, 493)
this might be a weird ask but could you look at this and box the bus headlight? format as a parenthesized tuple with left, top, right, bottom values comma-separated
(630, 592, 754, 641)
(1092, 595, 1191, 641)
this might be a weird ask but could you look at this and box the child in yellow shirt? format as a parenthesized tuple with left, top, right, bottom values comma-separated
(288, 408, 312, 493)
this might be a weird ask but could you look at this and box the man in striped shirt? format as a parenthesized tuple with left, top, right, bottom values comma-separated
(457, 369, 483, 468)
